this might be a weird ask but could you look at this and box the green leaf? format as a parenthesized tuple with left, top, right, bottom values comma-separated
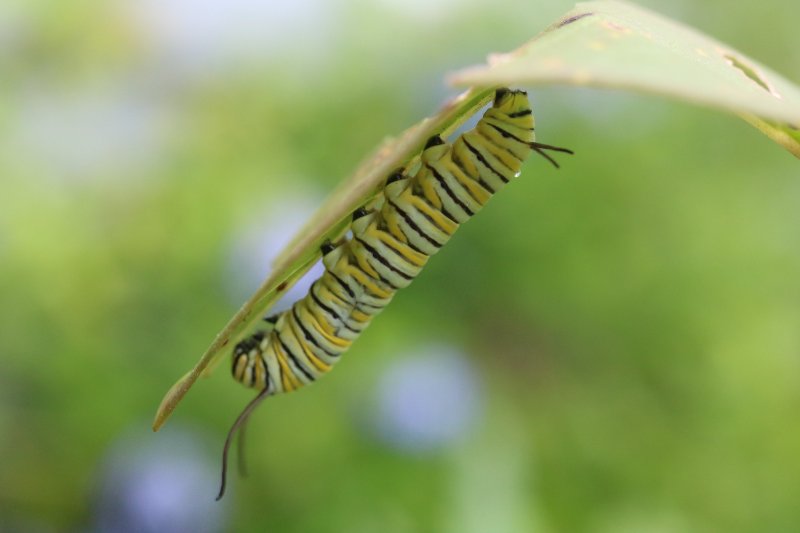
(450, 0, 800, 157)
(152, 88, 495, 431)
(154, 0, 799, 431)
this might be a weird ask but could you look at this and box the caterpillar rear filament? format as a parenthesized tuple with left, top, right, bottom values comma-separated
(217, 88, 572, 499)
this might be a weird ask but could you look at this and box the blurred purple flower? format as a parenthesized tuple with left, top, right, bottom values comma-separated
(224, 193, 325, 312)
(371, 345, 483, 452)
(93, 425, 224, 533)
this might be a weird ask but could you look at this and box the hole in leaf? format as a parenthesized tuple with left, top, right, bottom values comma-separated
(723, 53, 780, 97)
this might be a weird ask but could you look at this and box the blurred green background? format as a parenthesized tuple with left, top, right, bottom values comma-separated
(1, 0, 799, 531)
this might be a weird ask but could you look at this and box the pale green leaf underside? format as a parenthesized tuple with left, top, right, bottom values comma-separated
(451, 1, 800, 157)
(154, 1, 798, 431)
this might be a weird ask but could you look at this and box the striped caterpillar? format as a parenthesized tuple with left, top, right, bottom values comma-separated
(217, 88, 572, 498)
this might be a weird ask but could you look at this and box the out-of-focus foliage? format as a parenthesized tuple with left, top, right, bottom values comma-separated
(1, 1, 798, 532)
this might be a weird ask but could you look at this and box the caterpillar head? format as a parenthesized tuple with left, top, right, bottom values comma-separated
(231, 331, 266, 387)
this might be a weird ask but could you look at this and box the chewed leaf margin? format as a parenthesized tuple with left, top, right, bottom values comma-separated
(450, 0, 800, 157)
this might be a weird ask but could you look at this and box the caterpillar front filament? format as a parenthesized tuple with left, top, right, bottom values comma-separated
(217, 88, 572, 499)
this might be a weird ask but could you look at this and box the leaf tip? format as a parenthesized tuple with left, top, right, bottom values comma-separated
(152, 370, 200, 432)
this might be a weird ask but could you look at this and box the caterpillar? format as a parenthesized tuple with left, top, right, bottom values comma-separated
(217, 88, 572, 498)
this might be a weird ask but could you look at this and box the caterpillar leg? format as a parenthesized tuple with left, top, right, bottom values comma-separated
(351, 205, 376, 235)
(385, 168, 406, 185)
(424, 135, 446, 149)
(321, 239, 347, 270)
(320, 239, 337, 256)
(352, 207, 370, 220)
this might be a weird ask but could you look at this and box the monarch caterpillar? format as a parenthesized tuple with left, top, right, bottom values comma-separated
(217, 88, 572, 498)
